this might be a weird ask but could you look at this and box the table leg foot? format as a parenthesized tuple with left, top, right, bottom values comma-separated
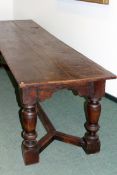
(22, 144, 39, 165)
(82, 136, 100, 154)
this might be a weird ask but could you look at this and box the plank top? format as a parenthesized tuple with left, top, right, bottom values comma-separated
(0, 20, 116, 87)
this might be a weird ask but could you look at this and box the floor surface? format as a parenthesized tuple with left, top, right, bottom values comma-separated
(0, 68, 117, 175)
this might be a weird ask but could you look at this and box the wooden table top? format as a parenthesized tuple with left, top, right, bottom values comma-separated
(0, 20, 116, 87)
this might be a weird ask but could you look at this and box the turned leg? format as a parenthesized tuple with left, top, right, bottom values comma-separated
(21, 104, 39, 165)
(82, 97, 101, 154)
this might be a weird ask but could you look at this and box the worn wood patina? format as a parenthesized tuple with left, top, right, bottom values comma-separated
(0, 20, 116, 165)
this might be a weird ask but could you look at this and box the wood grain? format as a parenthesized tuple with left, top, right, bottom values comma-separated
(0, 20, 115, 88)
(0, 20, 116, 165)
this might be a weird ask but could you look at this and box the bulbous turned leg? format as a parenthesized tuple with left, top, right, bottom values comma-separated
(21, 104, 39, 165)
(82, 97, 101, 154)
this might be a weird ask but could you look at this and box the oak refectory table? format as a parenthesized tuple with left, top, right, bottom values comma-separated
(0, 20, 116, 165)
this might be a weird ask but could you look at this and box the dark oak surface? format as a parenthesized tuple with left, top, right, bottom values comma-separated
(0, 20, 116, 87)
(0, 20, 116, 165)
